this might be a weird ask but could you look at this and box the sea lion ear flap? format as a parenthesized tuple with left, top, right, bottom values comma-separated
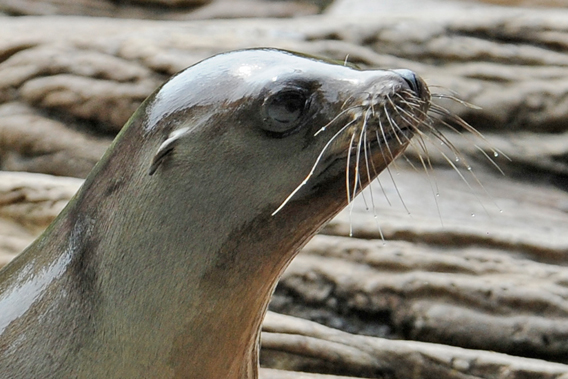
(149, 127, 190, 175)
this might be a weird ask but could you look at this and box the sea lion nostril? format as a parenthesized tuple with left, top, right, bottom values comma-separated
(392, 69, 421, 94)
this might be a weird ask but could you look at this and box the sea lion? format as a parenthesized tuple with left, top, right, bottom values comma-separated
(0, 48, 430, 378)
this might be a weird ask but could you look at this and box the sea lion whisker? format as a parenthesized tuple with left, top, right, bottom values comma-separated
(419, 122, 472, 166)
(393, 110, 450, 172)
(381, 157, 412, 216)
(410, 125, 479, 186)
(362, 107, 379, 199)
(345, 94, 395, 227)
(369, 124, 394, 208)
(476, 148, 507, 175)
(376, 118, 397, 162)
(396, 132, 441, 198)
(392, 88, 503, 220)
(431, 92, 482, 110)
(402, 124, 481, 197)
(428, 105, 482, 138)
(382, 102, 405, 146)
(416, 100, 504, 213)
(427, 125, 503, 212)
(353, 111, 372, 211)
(428, 86, 473, 105)
(361, 118, 387, 242)
(428, 106, 511, 169)
(345, 130, 358, 236)
(340, 92, 360, 109)
(386, 96, 423, 145)
(375, 117, 412, 215)
(350, 108, 380, 218)
(340, 90, 374, 111)
(420, 103, 509, 200)
(272, 116, 359, 216)
(390, 112, 418, 146)
(315, 105, 363, 136)
(437, 148, 497, 215)
(400, 151, 422, 174)
(352, 110, 372, 202)
(392, 91, 427, 114)
(404, 138, 445, 225)
(425, 113, 506, 175)
(394, 92, 425, 109)
(429, 103, 509, 161)
(345, 128, 357, 203)
(390, 101, 427, 139)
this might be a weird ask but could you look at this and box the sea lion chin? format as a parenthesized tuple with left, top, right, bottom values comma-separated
(0, 48, 430, 379)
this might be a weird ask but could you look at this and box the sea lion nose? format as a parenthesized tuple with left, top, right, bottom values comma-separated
(392, 69, 422, 95)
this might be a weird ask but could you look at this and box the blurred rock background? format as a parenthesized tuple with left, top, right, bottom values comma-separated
(1, 1, 568, 378)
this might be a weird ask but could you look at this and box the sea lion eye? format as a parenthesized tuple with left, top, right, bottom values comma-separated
(263, 89, 308, 136)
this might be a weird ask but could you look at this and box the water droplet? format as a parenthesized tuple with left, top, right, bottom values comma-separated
(471, 213, 475, 217)
(467, 166, 472, 171)
(435, 192, 440, 197)
(499, 209, 503, 213)
(486, 231, 490, 235)
(494, 152, 499, 157)
(455, 157, 460, 162)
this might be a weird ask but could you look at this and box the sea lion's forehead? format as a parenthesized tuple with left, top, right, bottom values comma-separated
(144, 49, 387, 132)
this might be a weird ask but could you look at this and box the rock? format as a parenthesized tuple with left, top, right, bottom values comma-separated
(1, 11, 568, 177)
(0, 0, 321, 19)
(0, 171, 82, 261)
(0, 103, 112, 177)
(269, 160, 568, 363)
(261, 312, 568, 378)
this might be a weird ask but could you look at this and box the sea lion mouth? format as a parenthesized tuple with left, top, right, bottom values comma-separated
(315, 124, 414, 180)
(371, 125, 413, 146)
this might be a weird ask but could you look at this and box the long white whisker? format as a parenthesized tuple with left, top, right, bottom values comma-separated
(272, 116, 359, 216)
(346, 130, 357, 237)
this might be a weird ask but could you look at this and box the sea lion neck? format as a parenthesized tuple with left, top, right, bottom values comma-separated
(67, 133, 339, 379)
(0, 119, 284, 378)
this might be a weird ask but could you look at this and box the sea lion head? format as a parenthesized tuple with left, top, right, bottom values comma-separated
(143, 49, 430, 227)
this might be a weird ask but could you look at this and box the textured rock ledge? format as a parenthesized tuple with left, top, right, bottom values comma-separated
(2, 165, 567, 378)
(1, 10, 568, 179)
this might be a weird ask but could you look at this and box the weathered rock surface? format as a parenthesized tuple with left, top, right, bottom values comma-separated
(0, 0, 321, 19)
(1, 2, 568, 378)
(2, 9, 568, 178)
(2, 159, 567, 378)
(0, 172, 82, 260)
(261, 312, 568, 378)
